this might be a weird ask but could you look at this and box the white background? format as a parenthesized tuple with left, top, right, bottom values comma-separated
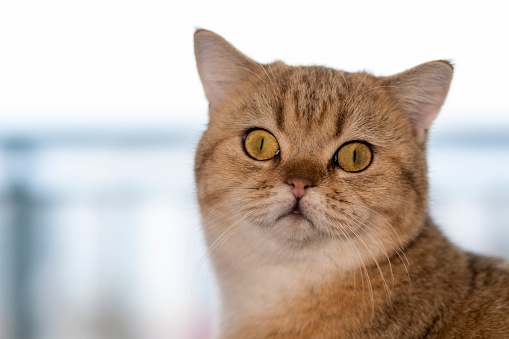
(1, 0, 508, 129)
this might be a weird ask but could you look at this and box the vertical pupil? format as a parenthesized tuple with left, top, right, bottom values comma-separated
(260, 137, 264, 151)
(353, 149, 357, 163)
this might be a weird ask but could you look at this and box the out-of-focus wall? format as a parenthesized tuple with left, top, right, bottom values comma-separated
(0, 129, 215, 339)
(428, 127, 509, 258)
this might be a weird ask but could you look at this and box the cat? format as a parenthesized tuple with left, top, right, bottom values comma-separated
(193, 29, 509, 338)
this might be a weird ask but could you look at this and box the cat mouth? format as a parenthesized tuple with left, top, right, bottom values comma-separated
(286, 201, 309, 219)
(273, 200, 316, 228)
(290, 201, 303, 214)
(276, 201, 306, 220)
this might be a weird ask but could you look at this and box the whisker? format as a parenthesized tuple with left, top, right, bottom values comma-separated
(359, 85, 399, 96)
(257, 62, 277, 97)
(353, 72, 369, 96)
(346, 204, 412, 288)
(344, 212, 395, 300)
(330, 226, 359, 313)
(234, 66, 269, 88)
(189, 211, 242, 301)
(336, 221, 375, 319)
(357, 203, 410, 267)
(268, 64, 278, 86)
(338, 71, 349, 92)
(344, 221, 392, 307)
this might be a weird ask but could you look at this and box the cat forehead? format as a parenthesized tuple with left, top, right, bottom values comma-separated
(236, 65, 394, 142)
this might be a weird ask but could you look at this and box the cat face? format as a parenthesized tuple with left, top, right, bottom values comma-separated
(194, 30, 452, 249)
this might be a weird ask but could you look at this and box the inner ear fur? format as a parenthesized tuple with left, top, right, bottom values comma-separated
(382, 60, 454, 143)
(194, 29, 259, 106)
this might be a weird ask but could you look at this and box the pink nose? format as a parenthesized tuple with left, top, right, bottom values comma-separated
(286, 177, 313, 199)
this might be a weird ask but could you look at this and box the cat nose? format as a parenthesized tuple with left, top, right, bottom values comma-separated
(286, 177, 313, 199)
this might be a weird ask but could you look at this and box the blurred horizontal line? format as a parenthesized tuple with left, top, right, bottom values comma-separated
(0, 124, 205, 147)
(0, 125, 508, 148)
(430, 129, 509, 147)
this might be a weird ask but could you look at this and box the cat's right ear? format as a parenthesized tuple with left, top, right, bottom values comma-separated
(194, 29, 258, 105)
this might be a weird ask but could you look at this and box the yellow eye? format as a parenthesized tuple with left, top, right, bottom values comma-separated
(335, 142, 372, 172)
(244, 129, 279, 161)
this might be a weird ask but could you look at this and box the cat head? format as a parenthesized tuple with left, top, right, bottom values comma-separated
(194, 29, 452, 248)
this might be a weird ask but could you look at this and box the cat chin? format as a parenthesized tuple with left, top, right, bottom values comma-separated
(272, 213, 320, 243)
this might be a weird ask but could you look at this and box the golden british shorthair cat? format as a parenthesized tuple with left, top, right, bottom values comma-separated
(194, 29, 509, 338)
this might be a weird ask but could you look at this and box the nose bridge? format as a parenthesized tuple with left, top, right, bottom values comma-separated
(283, 158, 324, 186)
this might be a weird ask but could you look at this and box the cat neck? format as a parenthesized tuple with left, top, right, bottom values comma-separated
(203, 212, 432, 327)
(208, 217, 472, 338)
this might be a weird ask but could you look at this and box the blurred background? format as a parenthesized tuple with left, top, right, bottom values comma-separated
(0, 1, 508, 338)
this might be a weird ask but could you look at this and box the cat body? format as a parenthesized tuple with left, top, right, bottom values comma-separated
(194, 29, 509, 338)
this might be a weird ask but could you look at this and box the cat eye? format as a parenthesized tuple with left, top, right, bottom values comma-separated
(334, 141, 372, 172)
(243, 129, 280, 161)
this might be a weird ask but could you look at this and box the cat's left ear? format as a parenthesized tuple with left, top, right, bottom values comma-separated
(383, 60, 453, 143)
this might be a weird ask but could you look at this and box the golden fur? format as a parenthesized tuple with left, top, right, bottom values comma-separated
(194, 29, 509, 338)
